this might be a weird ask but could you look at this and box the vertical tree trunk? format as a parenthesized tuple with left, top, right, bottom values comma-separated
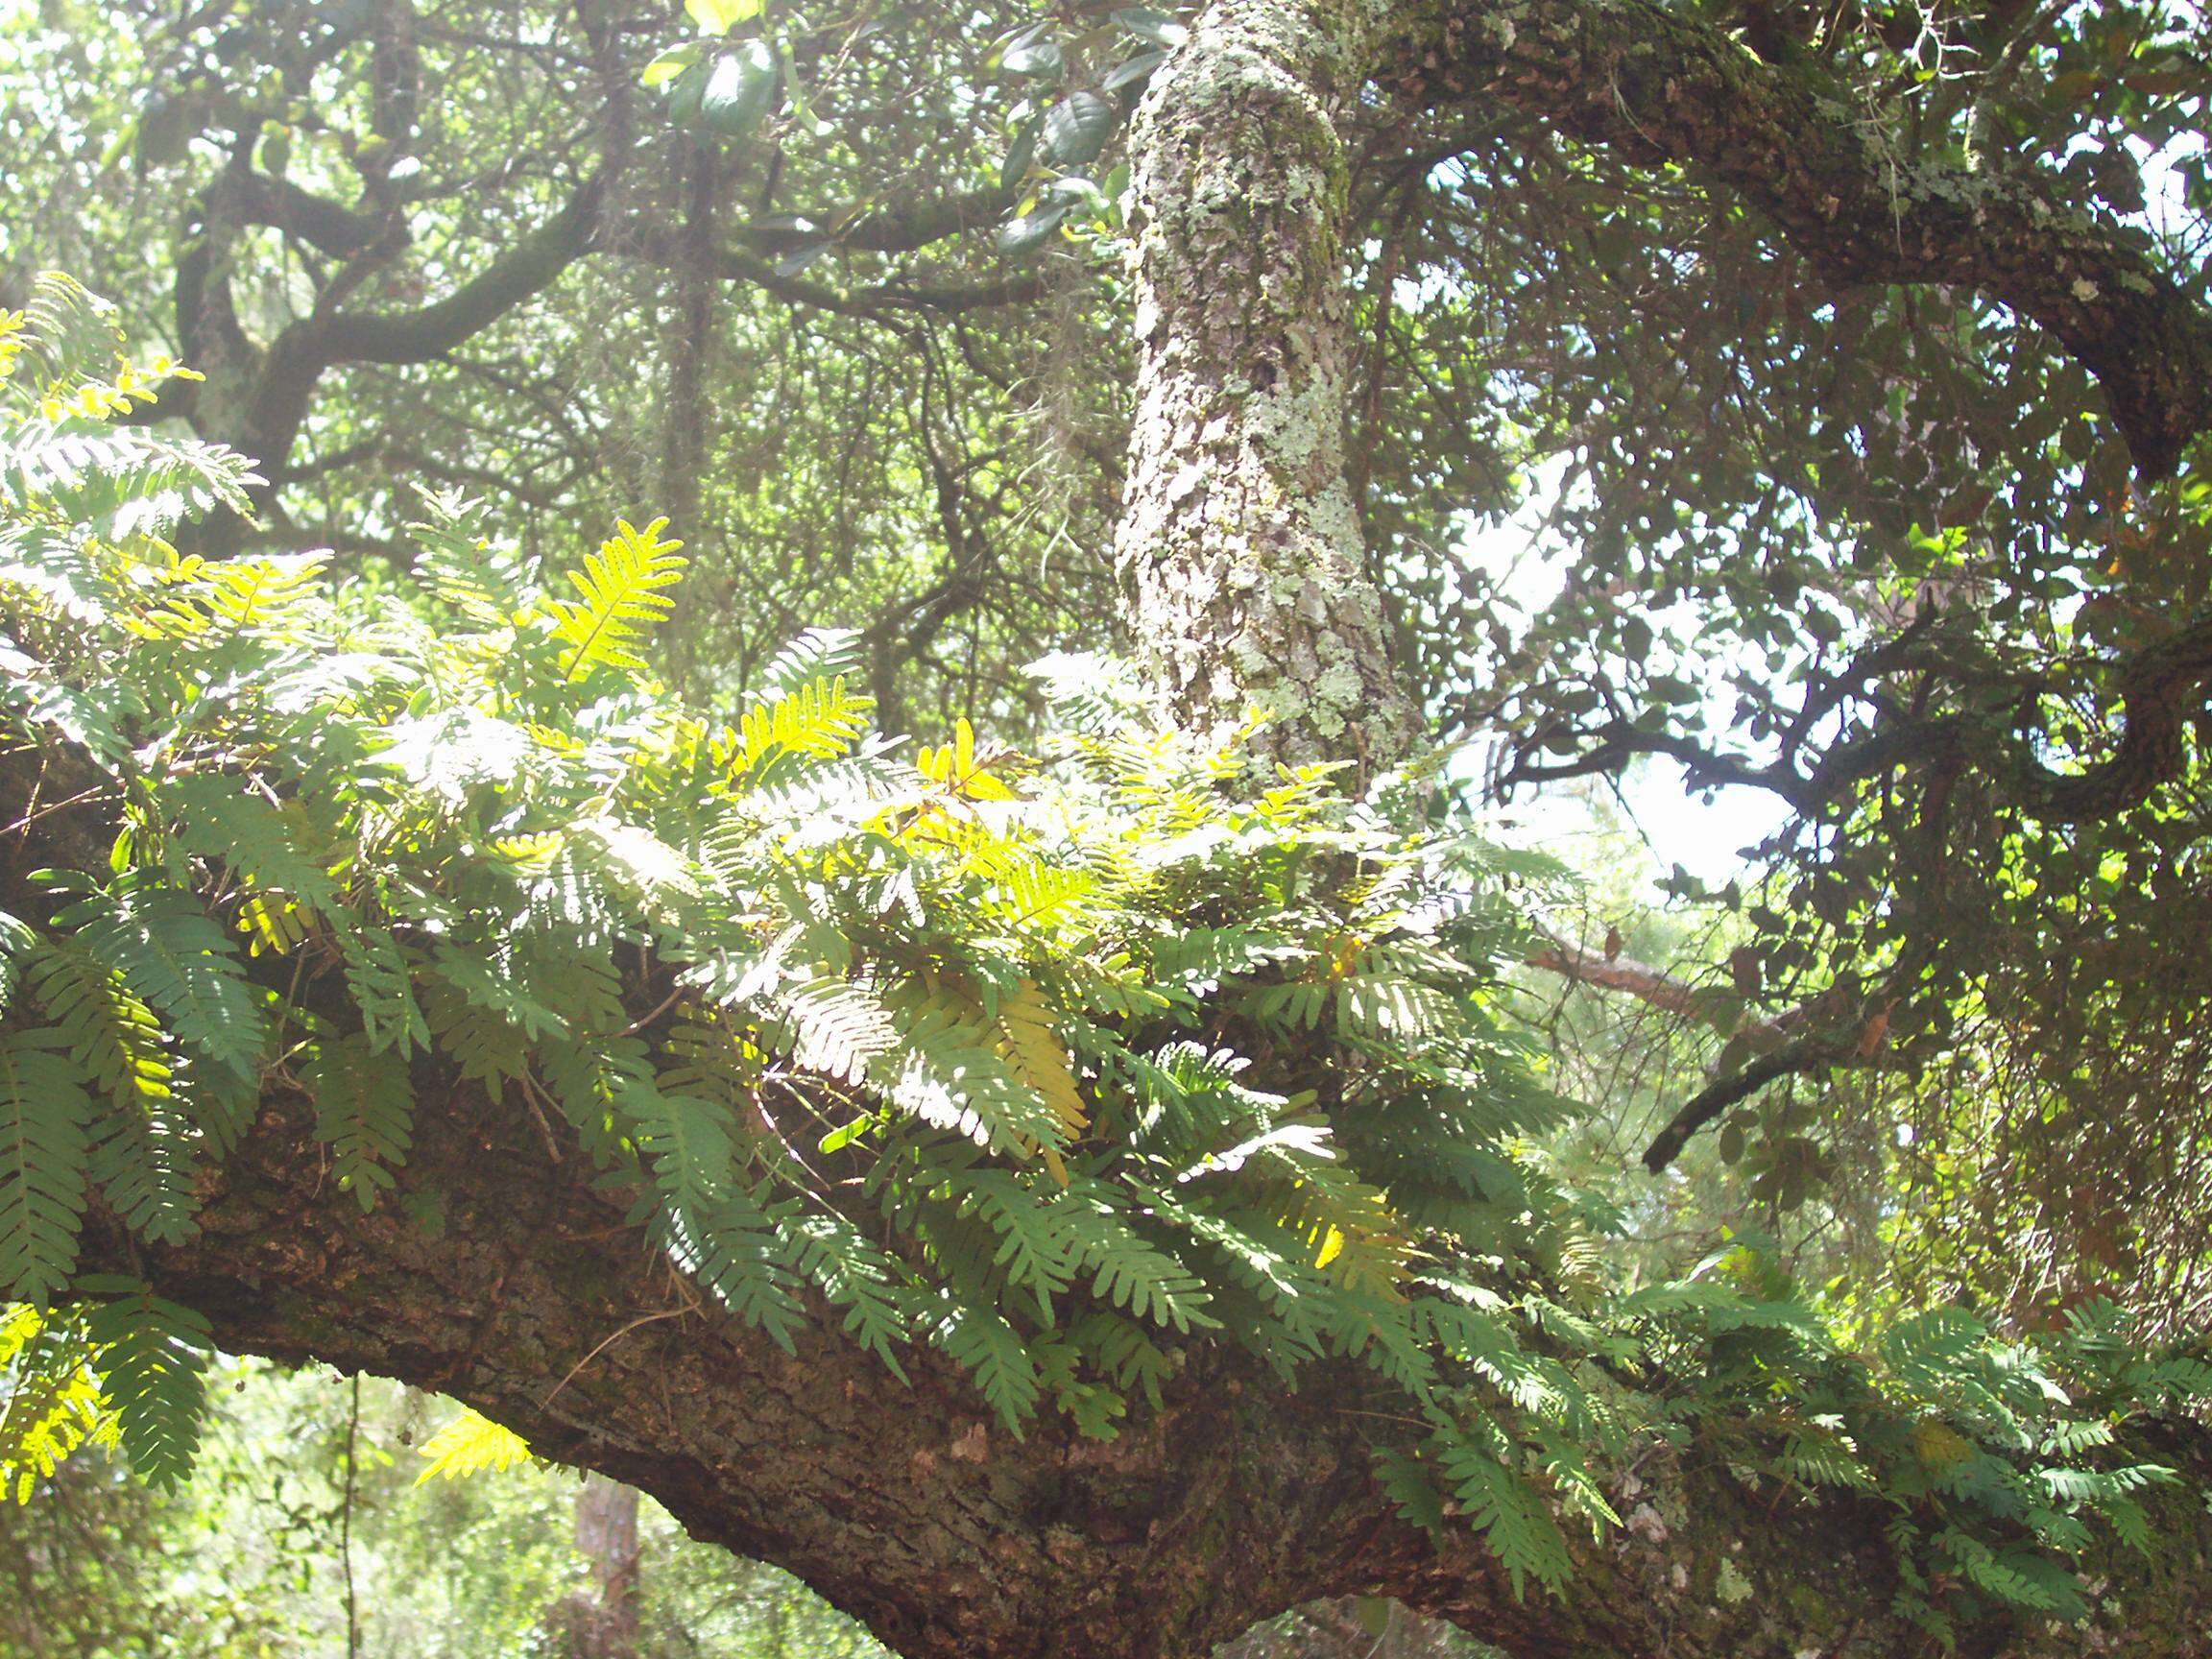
(554, 1474, 642, 1659)
(1116, 0, 1419, 769)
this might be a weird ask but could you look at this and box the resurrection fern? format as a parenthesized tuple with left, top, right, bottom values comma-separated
(78, 1278, 210, 1489)
(414, 1406, 535, 1483)
(0, 278, 2203, 1633)
(0, 1031, 92, 1307)
(0, 1303, 114, 1502)
(303, 1036, 415, 1212)
(550, 516, 687, 681)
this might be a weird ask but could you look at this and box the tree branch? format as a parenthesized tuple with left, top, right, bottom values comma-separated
(1407, 0, 2212, 474)
(313, 168, 612, 367)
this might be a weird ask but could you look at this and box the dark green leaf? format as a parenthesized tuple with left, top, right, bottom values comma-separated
(699, 39, 779, 139)
(1112, 7, 1189, 48)
(1041, 91, 1116, 167)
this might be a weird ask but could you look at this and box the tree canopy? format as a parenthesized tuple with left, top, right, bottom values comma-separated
(1, 0, 2210, 1653)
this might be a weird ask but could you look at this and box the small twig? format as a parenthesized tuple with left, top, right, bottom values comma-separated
(1, 783, 112, 838)
(541, 1305, 692, 1407)
(517, 1071, 566, 1165)
(606, 984, 685, 1043)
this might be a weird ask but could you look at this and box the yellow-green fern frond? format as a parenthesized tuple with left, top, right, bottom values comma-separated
(551, 517, 686, 682)
(414, 1406, 535, 1483)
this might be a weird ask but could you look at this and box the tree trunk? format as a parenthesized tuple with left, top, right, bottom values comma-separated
(1116, 0, 1419, 770)
(552, 1475, 642, 1659)
(19, 0, 2212, 1653)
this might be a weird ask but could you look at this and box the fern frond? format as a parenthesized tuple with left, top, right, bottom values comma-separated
(1067, 1203, 1215, 1334)
(758, 627, 866, 698)
(0, 1031, 92, 1307)
(1434, 1430, 1573, 1600)
(153, 550, 328, 641)
(927, 1292, 1040, 1434)
(782, 1211, 914, 1377)
(414, 1406, 534, 1482)
(408, 486, 541, 625)
(25, 936, 171, 1112)
(550, 517, 686, 682)
(620, 1078, 803, 1345)
(0, 1307, 115, 1502)
(722, 677, 875, 786)
(339, 926, 429, 1058)
(64, 881, 264, 1140)
(0, 421, 258, 541)
(0, 632, 137, 763)
(762, 974, 899, 1085)
(12, 273, 128, 399)
(80, 1277, 211, 1489)
(304, 1035, 415, 1211)
(88, 1094, 201, 1246)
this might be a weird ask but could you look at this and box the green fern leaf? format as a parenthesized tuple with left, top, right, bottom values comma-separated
(0, 1305, 117, 1502)
(927, 1292, 1040, 1434)
(25, 936, 171, 1110)
(620, 1078, 803, 1346)
(88, 1094, 201, 1245)
(757, 627, 865, 697)
(782, 1211, 914, 1378)
(339, 926, 429, 1058)
(65, 881, 265, 1142)
(550, 517, 686, 682)
(408, 486, 541, 625)
(304, 1035, 415, 1211)
(1435, 1431, 1573, 1600)
(0, 1029, 93, 1307)
(80, 1276, 211, 1489)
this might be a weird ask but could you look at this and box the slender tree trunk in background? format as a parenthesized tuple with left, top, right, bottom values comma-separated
(553, 1475, 641, 1659)
(1116, 0, 1419, 769)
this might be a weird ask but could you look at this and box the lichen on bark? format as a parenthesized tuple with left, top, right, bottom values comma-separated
(1116, 0, 1421, 771)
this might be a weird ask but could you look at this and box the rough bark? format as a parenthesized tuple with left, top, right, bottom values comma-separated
(1116, 0, 1423, 770)
(34, 1050, 2207, 1659)
(1114, 0, 2212, 770)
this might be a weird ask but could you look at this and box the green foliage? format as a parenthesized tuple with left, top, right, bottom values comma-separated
(0, 1031, 93, 1308)
(413, 1405, 536, 1484)
(303, 1036, 415, 1212)
(0, 289, 2203, 1628)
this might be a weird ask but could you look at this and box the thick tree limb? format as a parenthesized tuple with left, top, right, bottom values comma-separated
(313, 169, 612, 368)
(49, 1053, 2210, 1659)
(723, 184, 1023, 258)
(1641, 1036, 1837, 1173)
(221, 170, 385, 261)
(1403, 0, 2212, 474)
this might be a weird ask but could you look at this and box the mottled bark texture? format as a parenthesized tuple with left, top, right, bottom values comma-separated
(1118, 0, 2212, 769)
(1116, 0, 1424, 769)
(39, 1062, 2212, 1659)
